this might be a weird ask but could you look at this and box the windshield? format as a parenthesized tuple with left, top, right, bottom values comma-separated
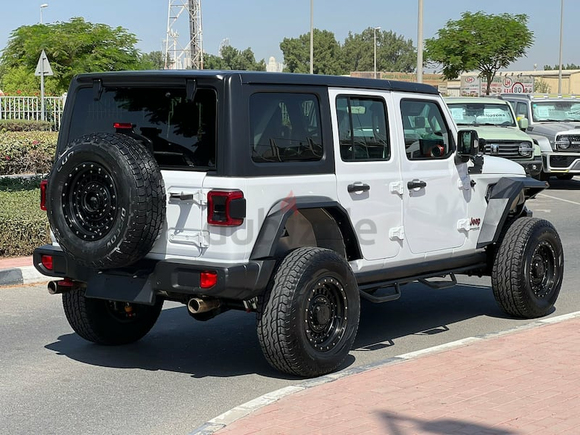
(531, 101, 580, 122)
(447, 102, 516, 127)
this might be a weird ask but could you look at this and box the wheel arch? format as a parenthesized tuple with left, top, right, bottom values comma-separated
(250, 196, 362, 261)
(477, 176, 548, 249)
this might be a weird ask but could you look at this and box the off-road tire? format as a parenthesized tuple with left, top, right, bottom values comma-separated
(63, 287, 163, 345)
(491, 217, 563, 318)
(46, 133, 165, 269)
(257, 247, 360, 377)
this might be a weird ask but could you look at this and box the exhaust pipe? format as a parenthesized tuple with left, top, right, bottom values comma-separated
(47, 279, 76, 295)
(187, 297, 221, 314)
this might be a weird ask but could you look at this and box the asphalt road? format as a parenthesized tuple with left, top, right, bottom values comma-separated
(1, 178, 579, 435)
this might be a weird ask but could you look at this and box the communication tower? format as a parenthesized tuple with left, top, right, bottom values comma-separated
(164, 0, 203, 69)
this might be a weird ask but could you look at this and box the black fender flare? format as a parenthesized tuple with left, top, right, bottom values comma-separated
(477, 177, 548, 249)
(250, 196, 362, 261)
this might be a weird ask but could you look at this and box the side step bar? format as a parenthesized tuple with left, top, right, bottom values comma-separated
(359, 273, 459, 304)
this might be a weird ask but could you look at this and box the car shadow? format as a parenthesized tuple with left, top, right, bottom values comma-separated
(353, 280, 530, 351)
(378, 409, 516, 435)
(546, 177, 580, 190)
(44, 280, 531, 379)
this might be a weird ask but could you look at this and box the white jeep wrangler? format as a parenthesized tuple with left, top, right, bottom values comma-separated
(34, 71, 564, 377)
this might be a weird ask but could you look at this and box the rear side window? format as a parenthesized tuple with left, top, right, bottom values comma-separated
(336, 96, 390, 161)
(250, 92, 323, 163)
(68, 87, 217, 169)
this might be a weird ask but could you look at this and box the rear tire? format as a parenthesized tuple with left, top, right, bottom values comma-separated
(63, 288, 163, 345)
(257, 247, 360, 377)
(491, 218, 563, 318)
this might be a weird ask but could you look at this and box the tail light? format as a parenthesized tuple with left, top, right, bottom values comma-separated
(40, 179, 48, 211)
(207, 190, 246, 226)
(113, 122, 133, 130)
(41, 255, 53, 271)
(200, 271, 218, 289)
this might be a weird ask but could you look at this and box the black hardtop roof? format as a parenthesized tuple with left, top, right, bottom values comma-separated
(74, 70, 439, 95)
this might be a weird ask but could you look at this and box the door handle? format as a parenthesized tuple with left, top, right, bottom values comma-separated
(347, 183, 371, 193)
(407, 179, 427, 190)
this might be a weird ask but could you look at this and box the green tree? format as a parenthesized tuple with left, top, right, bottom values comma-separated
(1, 18, 145, 94)
(343, 28, 416, 74)
(203, 46, 265, 71)
(280, 29, 345, 75)
(0, 65, 59, 95)
(139, 51, 165, 70)
(544, 63, 580, 71)
(425, 12, 534, 95)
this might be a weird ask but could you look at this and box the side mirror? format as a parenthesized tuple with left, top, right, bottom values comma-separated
(518, 117, 529, 130)
(457, 129, 480, 158)
(457, 129, 484, 174)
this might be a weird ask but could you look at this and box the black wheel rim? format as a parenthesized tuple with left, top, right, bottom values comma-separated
(105, 301, 141, 323)
(529, 241, 557, 299)
(62, 162, 118, 241)
(305, 276, 348, 352)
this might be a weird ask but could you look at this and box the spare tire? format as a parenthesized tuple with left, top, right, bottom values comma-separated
(46, 133, 166, 269)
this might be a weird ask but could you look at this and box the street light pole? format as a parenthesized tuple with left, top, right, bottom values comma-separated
(558, 0, 564, 95)
(417, 0, 423, 83)
(374, 27, 380, 79)
(309, 0, 314, 74)
(40, 3, 48, 24)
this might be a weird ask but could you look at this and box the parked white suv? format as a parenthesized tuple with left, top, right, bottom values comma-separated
(34, 72, 564, 377)
(501, 93, 580, 180)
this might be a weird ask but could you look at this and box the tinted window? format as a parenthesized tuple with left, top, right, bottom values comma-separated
(68, 87, 217, 169)
(337, 96, 390, 161)
(250, 93, 323, 163)
(401, 99, 453, 160)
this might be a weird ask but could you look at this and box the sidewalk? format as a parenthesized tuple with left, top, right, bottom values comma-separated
(195, 313, 580, 435)
(0, 255, 47, 286)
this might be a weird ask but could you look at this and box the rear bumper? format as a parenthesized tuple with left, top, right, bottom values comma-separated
(33, 245, 276, 305)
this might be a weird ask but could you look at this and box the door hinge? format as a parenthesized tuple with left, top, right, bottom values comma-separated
(389, 181, 404, 196)
(389, 226, 405, 240)
(168, 230, 209, 248)
(169, 190, 206, 205)
(457, 219, 480, 232)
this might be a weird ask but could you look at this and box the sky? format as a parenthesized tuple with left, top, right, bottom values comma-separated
(1, 0, 578, 72)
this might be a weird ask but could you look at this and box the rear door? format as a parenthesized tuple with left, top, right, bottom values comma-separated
(65, 83, 217, 259)
(330, 89, 402, 261)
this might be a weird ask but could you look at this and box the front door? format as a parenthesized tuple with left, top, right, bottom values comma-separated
(395, 96, 468, 255)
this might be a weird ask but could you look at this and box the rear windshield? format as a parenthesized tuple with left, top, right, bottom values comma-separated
(68, 86, 217, 169)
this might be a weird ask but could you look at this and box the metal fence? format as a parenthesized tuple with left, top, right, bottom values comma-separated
(0, 95, 66, 131)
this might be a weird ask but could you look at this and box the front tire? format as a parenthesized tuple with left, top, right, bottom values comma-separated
(63, 288, 163, 345)
(257, 247, 360, 377)
(491, 218, 563, 318)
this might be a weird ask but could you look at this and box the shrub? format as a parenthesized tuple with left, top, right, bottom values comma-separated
(0, 131, 57, 175)
(0, 176, 50, 257)
(0, 119, 52, 132)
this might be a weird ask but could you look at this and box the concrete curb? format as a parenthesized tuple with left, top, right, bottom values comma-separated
(189, 310, 580, 435)
(0, 265, 48, 287)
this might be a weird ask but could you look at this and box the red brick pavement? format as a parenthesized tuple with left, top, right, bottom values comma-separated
(216, 316, 580, 435)
(0, 256, 32, 269)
